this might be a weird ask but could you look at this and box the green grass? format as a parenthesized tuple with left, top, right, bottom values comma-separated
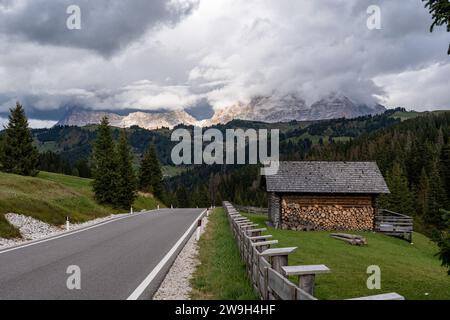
(390, 111, 422, 121)
(190, 208, 259, 300)
(0, 171, 164, 238)
(243, 213, 450, 300)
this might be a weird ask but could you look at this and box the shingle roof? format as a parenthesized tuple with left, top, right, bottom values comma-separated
(266, 161, 390, 194)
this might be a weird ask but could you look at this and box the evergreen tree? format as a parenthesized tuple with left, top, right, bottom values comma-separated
(0, 134, 4, 170)
(0, 102, 39, 176)
(440, 142, 450, 200)
(139, 144, 165, 200)
(426, 161, 448, 225)
(197, 185, 210, 208)
(417, 167, 430, 217)
(176, 186, 190, 208)
(92, 117, 118, 205)
(379, 162, 415, 216)
(115, 130, 137, 209)
(436, 209, 450, 275)
(422, 0, 450, 54)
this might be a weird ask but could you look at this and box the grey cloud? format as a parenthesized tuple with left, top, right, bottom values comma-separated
(0, 0, 448, 116)
(0, 0, 198, 56)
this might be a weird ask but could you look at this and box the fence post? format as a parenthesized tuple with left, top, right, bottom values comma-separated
(261, 247, 297, 274)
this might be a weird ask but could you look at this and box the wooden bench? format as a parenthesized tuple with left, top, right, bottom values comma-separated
(282, 265, 331, 296)
(348, 293, 405, 300)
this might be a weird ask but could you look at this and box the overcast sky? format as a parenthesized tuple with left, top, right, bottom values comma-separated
(0, 0, 448, 126)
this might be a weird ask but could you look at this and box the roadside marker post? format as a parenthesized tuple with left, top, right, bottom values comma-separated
(66, 217, 70, 231)
(196, 219, 202, 241)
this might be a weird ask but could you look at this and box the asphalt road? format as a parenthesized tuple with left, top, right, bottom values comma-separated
(0, 208, 205, 300)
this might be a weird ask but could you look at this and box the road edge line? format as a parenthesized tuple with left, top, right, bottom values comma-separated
(127, 209, 207, 300)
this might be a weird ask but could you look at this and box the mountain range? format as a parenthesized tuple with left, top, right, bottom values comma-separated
(57, 93, 386, 130)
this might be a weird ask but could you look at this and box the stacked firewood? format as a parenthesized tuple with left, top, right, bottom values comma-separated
(281, 203, 374, 231)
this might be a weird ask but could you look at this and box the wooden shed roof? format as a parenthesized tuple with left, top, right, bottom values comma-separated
(266, 161, 390, 194)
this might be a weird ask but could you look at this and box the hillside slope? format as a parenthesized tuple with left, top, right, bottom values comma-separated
(0, 171, 164, 239)
(245, 213, 450, 300)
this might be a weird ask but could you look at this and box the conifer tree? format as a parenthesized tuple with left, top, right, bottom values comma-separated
(379, 162, 415, 216)
(0, 102, 38, 176)
(427, 161, 448, 225)
(115, 130, 137, 209)
(436, 209, 450, 275)
(422, 0, 450, 54)
(440, 142, 450, 200)
(197, 185, 210, 208)
(92, 117, 118, 205)
(139, 144, 165, 200)
(176, 186, 190, 208)
(417, 167, 430, 217)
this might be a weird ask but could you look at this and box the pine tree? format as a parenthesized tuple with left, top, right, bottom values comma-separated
(417, 167, 430, 217)
(197, 185, 210, 208)
(115, 130, 137, 209)
(139, 144, 165, 200)
(440, 142, 450, 200)
(436, 209, 450, 275)
(92, 117, 118, 205)
(422, 0, 450, 54)
(0, 102, 39, 176)
(176, 186, 190, 208)
(426, 161, 448, 225)
(379, 162, 415, 216)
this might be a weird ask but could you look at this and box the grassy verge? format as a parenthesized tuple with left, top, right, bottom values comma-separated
(190, 208, 259, 300)
(243, 213, 450, 300)
(0, 171, 164, 238)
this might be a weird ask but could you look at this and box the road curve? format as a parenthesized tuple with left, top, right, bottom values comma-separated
(0, 208, 205, 300)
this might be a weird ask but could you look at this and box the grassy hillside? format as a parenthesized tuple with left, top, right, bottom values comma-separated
(0, 171, 164, 239)
(244, 213, 450, 300)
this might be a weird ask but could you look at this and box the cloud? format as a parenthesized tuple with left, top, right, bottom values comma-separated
(0, 0, 448, 116)
(0, 0, 199, 56)
(374, 62, 450, 110)
(176, 0, 449, 108)
(0, 116, 55, 129)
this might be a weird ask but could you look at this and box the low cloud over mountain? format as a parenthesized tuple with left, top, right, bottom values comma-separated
(0, 0, 448, 127)
(56, 93, 386, 129)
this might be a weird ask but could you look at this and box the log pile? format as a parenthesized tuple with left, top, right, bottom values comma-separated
(281, 200, 374, 231)
(330, 233, 368, 246)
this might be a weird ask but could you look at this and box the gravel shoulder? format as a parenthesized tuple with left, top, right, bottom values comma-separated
(152, 213, 209, 300)
(0, 212, 130, 250)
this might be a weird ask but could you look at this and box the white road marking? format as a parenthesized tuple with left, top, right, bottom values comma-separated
(127, 209, 207, 300)
(0, 210, 159, 255)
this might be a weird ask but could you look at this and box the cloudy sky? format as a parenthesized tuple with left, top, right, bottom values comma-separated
(0, 0, 448, 127)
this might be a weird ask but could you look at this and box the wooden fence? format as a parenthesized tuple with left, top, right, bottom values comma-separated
(223, 201, 405, 301)
(375, 209, 413, 242)
(234, 205, 268, 215)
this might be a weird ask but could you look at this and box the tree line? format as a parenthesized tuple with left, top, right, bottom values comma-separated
(0, 103, 166, 210)
(91, 117, 165, 209)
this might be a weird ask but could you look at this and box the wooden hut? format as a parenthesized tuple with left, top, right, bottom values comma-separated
(266, 161, 390, 231)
